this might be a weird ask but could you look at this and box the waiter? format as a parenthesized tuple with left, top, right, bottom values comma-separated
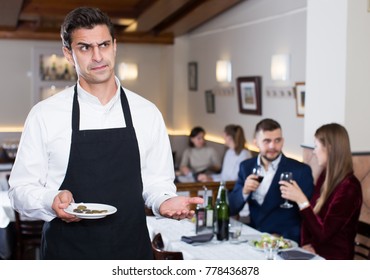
(8, 7, 202, 260)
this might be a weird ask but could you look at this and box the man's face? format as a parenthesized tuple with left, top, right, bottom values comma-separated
(254, 128, 284, 163)
(63, 24, 116, 86)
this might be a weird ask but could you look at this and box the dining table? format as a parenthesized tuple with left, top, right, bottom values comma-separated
(146, 216, 324, 260)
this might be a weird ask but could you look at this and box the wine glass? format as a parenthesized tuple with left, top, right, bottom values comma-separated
(250, 165, 264, 200)
(280, 172, 294, 208)
(252, 165, 264, 183)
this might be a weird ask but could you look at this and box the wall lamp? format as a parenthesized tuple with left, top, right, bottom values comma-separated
(118, 62, 138, 81)
(214, 60, 233, 95)
(267, 54, 293, 98)
(271, 54, 290, 81)
(216, 60, 231, 83)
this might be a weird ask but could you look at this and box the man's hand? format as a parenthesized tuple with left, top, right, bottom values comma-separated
(159, 196, 204, 220)
(242, 174, 261, 195)
(52, 190, 80, 223)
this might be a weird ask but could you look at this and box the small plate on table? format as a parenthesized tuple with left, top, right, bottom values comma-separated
(64, 203, 117, 219)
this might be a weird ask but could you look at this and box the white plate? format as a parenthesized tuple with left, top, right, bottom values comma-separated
(64, 203, 117, 219)
(247, 235, 298, 251)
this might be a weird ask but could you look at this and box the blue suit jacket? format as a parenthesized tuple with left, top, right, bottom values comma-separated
(228, 154, 314, 244)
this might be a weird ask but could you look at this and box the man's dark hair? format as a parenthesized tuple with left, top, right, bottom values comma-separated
(60, 7, 115, 50)
(254, 118, 281, 136)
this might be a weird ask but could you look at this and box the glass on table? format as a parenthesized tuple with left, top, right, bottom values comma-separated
(229, 219, 242, 243)
(263, 240, 279, 260)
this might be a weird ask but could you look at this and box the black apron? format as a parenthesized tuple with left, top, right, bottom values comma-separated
(41, 86, 152, 260)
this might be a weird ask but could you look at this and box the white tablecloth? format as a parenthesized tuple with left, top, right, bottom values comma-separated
(146, 216, 324, 260)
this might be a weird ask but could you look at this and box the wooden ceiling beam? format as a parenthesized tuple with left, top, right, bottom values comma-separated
(0, 0, 244, 45)
(162, 0, 243, 36)
(0, 0, 24, 27)
(134, 0, 188, 32)
(20, 0, 140, 19)
(0, 29, 174, 45)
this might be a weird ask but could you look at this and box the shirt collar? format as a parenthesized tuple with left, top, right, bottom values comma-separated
(76, 76, 121, 111)
(257, 153, 282, 171)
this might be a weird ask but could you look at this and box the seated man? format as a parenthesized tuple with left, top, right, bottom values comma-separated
(228, 118, 314, 243)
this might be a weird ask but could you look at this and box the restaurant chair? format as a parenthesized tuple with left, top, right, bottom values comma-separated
(354, 220, 370, 260)
(6, 174, 44, 259)
(151, 233, 183, 260)
(14, 211, 44, 260)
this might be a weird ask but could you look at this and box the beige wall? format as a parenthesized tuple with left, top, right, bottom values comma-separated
(0, 40, 171, 128)
(304, 0, 370, 151)
(171, 0, 308, 160)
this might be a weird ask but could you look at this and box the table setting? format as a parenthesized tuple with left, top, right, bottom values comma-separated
(146, 216, 323, 260)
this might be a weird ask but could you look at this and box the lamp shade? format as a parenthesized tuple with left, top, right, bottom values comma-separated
(118, 62, 138, 81)
(271, 54, 290, 81)
(216, 60, 231, 83)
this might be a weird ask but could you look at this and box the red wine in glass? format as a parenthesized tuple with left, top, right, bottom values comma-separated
(251, 165, 264, 201)
(252, 166, 264, 182)
(256, 175, 264, 183)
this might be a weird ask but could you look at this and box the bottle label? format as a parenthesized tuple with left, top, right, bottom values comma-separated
(196, 208, 206, 233)
(206, 210, 214, 227)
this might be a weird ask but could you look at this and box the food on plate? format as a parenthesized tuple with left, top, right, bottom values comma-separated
(72, 204, 108, 214)
(252, 234, 293, 249)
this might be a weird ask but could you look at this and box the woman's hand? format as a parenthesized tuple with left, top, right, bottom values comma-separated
(179, 166, 191, 176)
(302, 244, 316, 254)
(197, 173, 212, 182)
(279, 179, 308, 205)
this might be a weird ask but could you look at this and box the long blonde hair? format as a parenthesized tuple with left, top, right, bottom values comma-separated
(313, 123, 353, 213)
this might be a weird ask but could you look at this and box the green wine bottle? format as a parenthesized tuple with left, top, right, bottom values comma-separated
(215, 181, 229, 241)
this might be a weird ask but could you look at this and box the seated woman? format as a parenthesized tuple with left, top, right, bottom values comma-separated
(179, 126, 221, 180)
(197, 124, 251, 182)
(280, 123, 362, 260)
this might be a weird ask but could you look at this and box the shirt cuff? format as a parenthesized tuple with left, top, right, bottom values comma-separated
(243, 193, 250, 201)
(152, 193, 177, 217)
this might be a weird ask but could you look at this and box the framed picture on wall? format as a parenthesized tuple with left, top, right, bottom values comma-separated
(188, 62, 198, 91)
(205, 90, 215, 113)
(295, 82, 306, 117)
(236, 76, 262, 115)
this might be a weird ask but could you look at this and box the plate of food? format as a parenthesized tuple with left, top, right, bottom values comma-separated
(247, 233, 298, 251)
(64, 203, 117, 219)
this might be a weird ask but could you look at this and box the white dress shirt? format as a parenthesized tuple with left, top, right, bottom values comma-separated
(8, 77, 176, 221)
(251, 154, 281, 205)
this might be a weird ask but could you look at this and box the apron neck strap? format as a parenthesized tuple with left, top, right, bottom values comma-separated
(72, 85, 133, 131)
